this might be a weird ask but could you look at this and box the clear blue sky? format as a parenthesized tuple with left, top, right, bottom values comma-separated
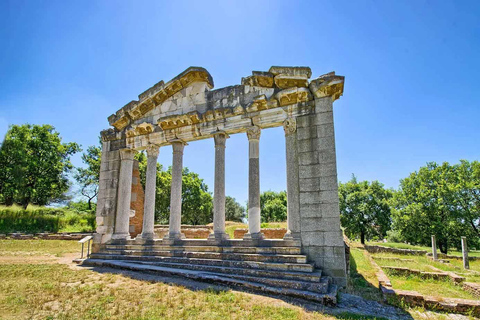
(1, 0, 479, 206)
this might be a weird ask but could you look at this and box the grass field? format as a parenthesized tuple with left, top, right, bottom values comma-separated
(0, 239, 390, 320)
(0, 239, 471, 320)
(366, 241, 480, 258)
(371, 251, 480, 300)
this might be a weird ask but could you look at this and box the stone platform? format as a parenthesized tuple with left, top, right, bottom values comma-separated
(85, 238, 338, 305)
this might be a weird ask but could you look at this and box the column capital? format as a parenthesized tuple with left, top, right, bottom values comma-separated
(171, 140, 187, 154)
(246, 126, 261, 141)
(119, 148, 135, 161)
(283, 117, 297, 136)
(146, 144, 160, 158)
(213, 131, 229, 148)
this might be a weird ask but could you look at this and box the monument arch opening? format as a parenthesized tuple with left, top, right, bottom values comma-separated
(87, 66, 347, 304)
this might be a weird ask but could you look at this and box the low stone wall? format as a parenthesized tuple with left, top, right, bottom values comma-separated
(154, 225, 212, 239)
(0, 232, 93, 240)
(233, 228, 287, 239)
(463, 282, 480, 297)
(364, 245, 427, 256)
(383, 266, 465, 283)
(427, 252, 480, 261)
(367, 249, 479, 316)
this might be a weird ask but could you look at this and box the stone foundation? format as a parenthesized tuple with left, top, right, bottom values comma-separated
(234, 228, 287, 239)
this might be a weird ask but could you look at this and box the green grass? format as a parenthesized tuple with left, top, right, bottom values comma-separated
(0, 239, 81, 257)
(372, 252, 480, 283)
(386, 272, 478, 300)
(346, 247, 383, 301)
(366, 241, 480, 257)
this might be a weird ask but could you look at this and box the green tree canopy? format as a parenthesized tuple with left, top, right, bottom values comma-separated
(74, 144, 101, 210)
(136, 152, 213, 225)
(339, 175, 393, 244)
(0, 124, 80, 208)
(225, 196, 246, 222)
(392, 161, 480, 253)
(260, 190, 287, 223)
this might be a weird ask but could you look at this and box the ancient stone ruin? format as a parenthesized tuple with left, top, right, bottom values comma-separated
(88, 66, 347, 304)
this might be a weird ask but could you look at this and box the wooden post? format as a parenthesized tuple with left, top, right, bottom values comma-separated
(461, 237, 469, 269)
(431, 235, 437, 260)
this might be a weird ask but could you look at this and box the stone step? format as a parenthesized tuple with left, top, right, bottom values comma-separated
(131, 260, 322, 282)
(90, 253, 314, 272)
(218, 273, 331, 294)
(82, 259, 337, 305)
(103, 244, 302, 255)
(99, 249, 307, 264)
(109, 238, 301, 248)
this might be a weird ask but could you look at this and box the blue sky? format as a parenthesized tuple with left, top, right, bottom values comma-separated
(1, 0, 479, 206)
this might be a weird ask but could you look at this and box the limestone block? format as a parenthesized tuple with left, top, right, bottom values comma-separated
(296, 126, 317, 140)
(103, 151, 120, 161)
(296, 115, 312, 128)
(274, 75, 309, 89)
(299, 164, 322, 179)
(316, 134, 336, 150)
(314, 113, 334, 125)
(301, 231, 325, 246)
(319, 190, 339, 203)
(298, 151, 318, 166)
(300, 203, 340, 218)
(297, 139, 317, 153)
(323, 231, 345, 246)
(268, 66, 312, 78)
(299, 191, 322, 205)
(315, 98, 333, 113)
(299, 178, 321, 192)
(301, 217, 340, 232)
(319, 162, 338, 178)
(318, 149, 336, 163)
(319, 175, 339, 191)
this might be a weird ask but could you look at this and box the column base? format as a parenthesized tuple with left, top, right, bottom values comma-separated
(243, 232, 264, 241)
(283, 231, 301, 241)
(208, 232, 230, 243)
(111, 233, 131, 240)
(163, 232, 185, 244)
(137, 232, 156, 240)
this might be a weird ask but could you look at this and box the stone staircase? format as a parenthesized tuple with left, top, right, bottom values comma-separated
(82, 239, 338, 305)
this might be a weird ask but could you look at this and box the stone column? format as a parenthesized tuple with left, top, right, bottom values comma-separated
(283, 118, 301, 241)
(139, 145, 160, 240)
(209, 132, 229, 241)
(166, 141, 186, 240)
(244, 126, 263, 240)
(431, 235, 437, 260)
(112, 148, 135, 240)
(462, 236, 469, 269)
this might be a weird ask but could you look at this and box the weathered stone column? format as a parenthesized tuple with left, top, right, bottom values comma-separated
(209, 132, 229, 241)
(462, 236, 469, 269)
(283, 118, 301, 241)
(166, 141, 186, 240)
(139, 145, 159, 240)
(244, 126, 263, 240)
(112, 148, 135, 240)
(431, 235, 438, 260)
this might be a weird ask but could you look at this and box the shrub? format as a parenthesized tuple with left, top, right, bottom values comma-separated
(0, 206, 95, 233)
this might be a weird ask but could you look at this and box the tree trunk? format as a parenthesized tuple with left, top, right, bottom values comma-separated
(360, 231, 365, 245)
(87, 198, 92, 211)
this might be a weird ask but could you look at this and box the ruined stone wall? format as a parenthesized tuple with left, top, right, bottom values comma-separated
(129, 161, 144, 238)
(295, 96, 347, 287)
(94, 140, 120, 245)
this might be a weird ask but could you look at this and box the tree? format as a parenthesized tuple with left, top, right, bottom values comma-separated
(225, 196, 246, 222)
(136, 153, 213, 225)
(452, 160, 480, 240)
(0, 124, 80, 208)
(391, 162, 478, 253)
(260, 190, 287, 223)
(74, 144, 101, 210)
(339, 175, 393, 244)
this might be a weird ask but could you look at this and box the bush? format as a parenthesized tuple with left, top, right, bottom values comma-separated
(0, 206, 95, 233)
